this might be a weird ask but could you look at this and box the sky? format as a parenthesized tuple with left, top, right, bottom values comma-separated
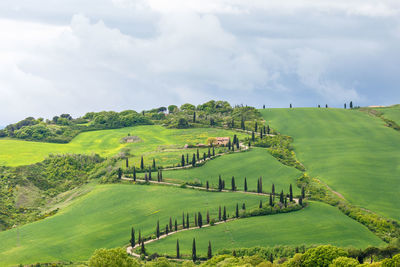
(0, 0, 399, 125)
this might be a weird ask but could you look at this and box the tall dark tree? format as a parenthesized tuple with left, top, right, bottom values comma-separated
(269, 194, 273, 206)
(207, 241, 212, 259)
(223, 206, 227, 221)
(181, 154, 185, 167)
(233, 134, 237, 144)
(186, 213, 189, 228)
(182, 213, 185, 228)
(236, 140, 239, 149)
(144, 172, 148, 182)
(148, 167, 152, 180)
(133, 167, 136, 181)
(169, 217, 173, 232)
(192, 238, 197, 262)
(197, 149, 200, 160)
(186, 153, 189, 164)
(244, 177, 248, 192)
(280, 190, 284, 204)
(255, 122, 258, 132)
(159, 169, 163, 182)
(212, 146, 215, 156)
(267, 125, 270, 135)
(252, 131, 255, 141)
(138, 230, 141, 244)
(126, 157, 129, 168)
(176, 239, 180, 259)
(192, 153, 196, 167)
(290, 103, 292, 108)
(193, 111, 196, 123)
(130, 227, 135, 247)
(257, 179, 260, 193)
(198, 212, 203, 228)
(156, 220, 160, 239)
(259, 177, 263, 193)
(231, 119, 234, 128)
(248, 140, 251, 148)
(242, 203, 246, 210)
(206, 181, 209, 190)
(263, 126, 266, 134)
(272, 184, 275, 198)
(152, 158, 156, 169)
(318, 104, 321, 108)
(344, 103, 347, 109)
(194, 213, 198, 227)
(235, 203, 239, 218)
(218, 175, 223, 191)
(301, 186, 305, 199)
(203, 152, 206, 161)
(259, 200, 263, 208)
(289, 184, 293, 202)
(117, 168, 122, 180)
(140, 240, 145, 254)
(231, 176, 236, 191)
(263, 104, 265, 109)
(140, 156, 144, 170)
(260, 129, 263, 139)
(350, 101, 353, 109)
(157, 170, 160, 182)
(228, 139, 231, 150)
(165, 224, 169, 235)
(325, 104, 328, 108)
(299, 196, 303, 206)
(218, 206, 222, 221)
(207, 210, 210, 224)
(222, 180, 225, 189)
(284, 196, 287, 207)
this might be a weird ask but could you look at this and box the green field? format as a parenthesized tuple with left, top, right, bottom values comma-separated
(261, 108, 400, 221)
(0, 126, 247, 167)
(372, 105, 400, 124)
(146, 201, 385, 257)
(159, 148, 302, 194)
(0, 184, 266, 265)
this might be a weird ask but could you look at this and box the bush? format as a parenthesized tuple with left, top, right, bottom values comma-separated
(88, 248, 140, 267)
(329, 256, 358, 267)
(301, 245, 347, 267)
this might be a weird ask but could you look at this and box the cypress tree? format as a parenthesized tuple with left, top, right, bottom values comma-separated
(223, 206, 227, 221)
(242, 203, 246, 210)
(232, 145, 234, 152)
(231, 176, 236, 191)
(290, 103, 292, 108)
(218, 206, 221, 221)
(194, 213, 197, 227)
(152, 158, 156, 169)
(130, 227, 135, 247)
(212, 147, 215, 156)
(299, 196, 303, 206)
(263, 104, 265, 109)
(192, 153, 196, 167)
(325, 104, 328, 108)
(197, 149, 200, 160)
(186, 213, 189, 228)
(267, 125, 270, 134)
(289, 184, 293, 202)
(344, 103, 347, 109)
(255, 122, 258, 132)
(208, 241, 212, 259)
(231, 119, 234, 128)
(301, 186, 305, 199)
(117, 168, 122, 179)
(148, 167, 152, 180)
(244, 177, 248, 192)
(252, 131, 255, 141)
(186, 154, 189, 164)
(156, 220, 160, 239)
(263, 126, 266, 134)
(218, 176, 222, 191)
(236, 203, 239, 218)
(192, 238, 197, 262)
(257, 179, 260, 193)
(272, 184, 275, 198)
(259, 200, 263, 208)
(269, 194, 273, 206)
(182, 213, 185, 228)
(145, 172, 148, 182)
(198, 212, 203, 228)
(208, 148, 211, 158)
(160, 169, 162, 182)
(126, 157, 129, 168)
(138, 230, 141, 244)
(233, 134, 237, 144)
(248, 140, 251, 148)
(133, 167, 136, 181)
(140, 156, 144, 170)
(169, 217, 173, 232)
(203, 152, 206, 161)
(350, 101, 353, 109)
(284, 196, 287, 207)
(206, 181, 209, 190)
(280, 190, 284, 204)
(176, 239, 180, 259)
(260, 129, 263, 139)
(193, 111, 196, 123)
(269, 254, 274, 263)
(228, 139, 231, 150)
(259, 177, 262, 193)
(141, 240, 145, 254)
(318, 104, 321, 108)
(157, 170, 160, 182)
(165, 224, 169, 235)
(222, 180, 225, 189)
(181, 154, 185, 167)
(236, 140, 239, 149)
(207, 210, 210, 224)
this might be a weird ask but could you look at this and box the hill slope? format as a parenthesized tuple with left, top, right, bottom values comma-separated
(261, 108, 400, 221)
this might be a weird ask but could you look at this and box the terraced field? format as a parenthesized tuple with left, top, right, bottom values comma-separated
(0, 126, 247, 167)
(146, 201, 385, 257)
(0, 184, 265, 266)
(261, 108, 400, 221)
(159, 148, 302, 194)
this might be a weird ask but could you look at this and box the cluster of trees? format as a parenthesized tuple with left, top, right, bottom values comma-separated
(179, 147, 216, 168)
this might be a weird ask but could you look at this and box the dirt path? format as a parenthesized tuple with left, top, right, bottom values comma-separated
(126, 219, 235, 258)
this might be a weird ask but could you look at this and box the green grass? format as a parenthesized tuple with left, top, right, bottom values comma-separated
(260, 108, 400, 221)
(0, 126, 247, 167)
(0, 184, 265, 266)
(146, 201, 385, 258)
(373, 105, 400, 124)
(159, 148, 302, 194)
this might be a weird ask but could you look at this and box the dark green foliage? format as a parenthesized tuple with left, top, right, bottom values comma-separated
(176, 240, 180, 259)
(141, 240, 145, 254)
(223, 206, 227, 221)
(138, 230, 141, 244)
(203, 152, 206, 161)
(117, 168, 122, 179)
(231, 176, 236, 191)
(192, 238, 197, 262)
(148, 167, 152, 180)
(350, 101, 353, 109)
(218, 176, 223, 191)
(269, 195, 273, 206)
(197, 149, 200, 160)
(236, 203, 239, 218)
(181, 155, 185, 167)
(169, 217, 173, 232)
(272, 184, 275, 198)
(207, 211, 210, 224)
(255, 122, 258, 132)
(174, 219, 177, 232)
(280, 191, 284, 204)
(133, 167, 136, 181)
(198, 212, 203, 228)
(242, 203, 246, 210)
(301, 186, 305, 199)
(208, 241, 212, 259)
(212, 147, 215, 156)
(186, 154, 189, 164)
(165, 224, 169, 235)
(206, 181, 209, 190)
(140, 156, 144, 170)
(241, 117, 245, 130)
(299, 196, 303, 206)
(244, 177, 248, 192)
(289, 184, 293, 202)
(259, 200, 263, 209)
(152, 158, 156, 169)
(186, 213, 189, 229)
(156, 220, 160, 239)
(130, 227, 135, 247)
(193, 112, 196, 123)
(219, 206, 222, 221)
(192, 153, 196, 167)
(194, 213, 198, 227)
(252, 131, 255, 141)
(125, 158, 129, 168)
(208, 148, 211, 158)
(182, 213, 185, 228)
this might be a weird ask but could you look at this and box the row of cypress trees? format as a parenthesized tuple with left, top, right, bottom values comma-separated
(176, 238, 213, 261)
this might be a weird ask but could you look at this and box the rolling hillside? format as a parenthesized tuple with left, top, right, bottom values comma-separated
(261, 108, 400, 221)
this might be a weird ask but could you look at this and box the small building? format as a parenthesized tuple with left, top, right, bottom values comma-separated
(215, 137, 230, 146)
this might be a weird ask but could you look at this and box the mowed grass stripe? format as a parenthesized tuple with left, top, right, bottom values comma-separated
(162, 148, 302, 194)
(0, 125, 247, 166)
(0, 184, 265, 266)
(146, 201, 385, 257)
(261, 108, 400, 221)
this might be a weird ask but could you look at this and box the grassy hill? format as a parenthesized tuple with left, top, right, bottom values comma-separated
(372, 105, 400, 124)
(260, 108, 400, 221)
(0, 125, 246, 167)
(145, 201, 385, 257)
(0, 184, 265, 266)
(160, 148, 302, 194)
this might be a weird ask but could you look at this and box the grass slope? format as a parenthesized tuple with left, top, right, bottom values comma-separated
(0, 184, 265, 266)
(161, 148, 302, 194)
(261, 108, 400, 221)
(373, 105, 400, 124)
(146, 201, 385, 257)
(0, 126, 246, 166)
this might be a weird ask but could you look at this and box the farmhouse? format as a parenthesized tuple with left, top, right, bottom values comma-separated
(215, 137, 230, 146)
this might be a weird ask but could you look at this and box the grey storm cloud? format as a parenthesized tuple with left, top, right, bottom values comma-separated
(0, 0, 399, 125)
